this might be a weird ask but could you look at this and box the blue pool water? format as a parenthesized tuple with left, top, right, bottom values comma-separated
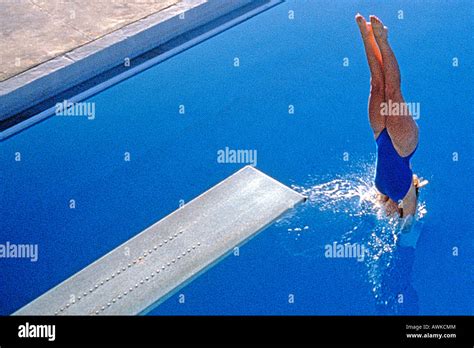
(1, 0, 473, 315)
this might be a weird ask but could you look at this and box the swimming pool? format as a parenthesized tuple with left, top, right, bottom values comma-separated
(1, 0, 472, 315)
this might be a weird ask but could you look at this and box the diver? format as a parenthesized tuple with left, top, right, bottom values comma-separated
(355, 14, 428, 220)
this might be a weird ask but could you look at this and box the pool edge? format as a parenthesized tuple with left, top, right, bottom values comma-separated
(0, 0, 268, 135)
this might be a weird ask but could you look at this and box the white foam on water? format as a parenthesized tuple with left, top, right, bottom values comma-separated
(275, 161, 428, 311)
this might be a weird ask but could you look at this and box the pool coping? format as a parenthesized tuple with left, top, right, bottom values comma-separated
(1, 0, 283, 140)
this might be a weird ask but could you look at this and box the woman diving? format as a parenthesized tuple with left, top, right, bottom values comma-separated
(355, 14, 428, 218)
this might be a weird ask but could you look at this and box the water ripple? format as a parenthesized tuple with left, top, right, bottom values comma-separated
(276, 162, 427, 313)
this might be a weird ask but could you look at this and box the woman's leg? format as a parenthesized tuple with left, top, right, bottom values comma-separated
(356, 14, 385, 138)
(370, 15, 418, 157)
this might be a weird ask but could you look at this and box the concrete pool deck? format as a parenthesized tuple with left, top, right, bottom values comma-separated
(1, 0, 275, 131)
(0, 0, 180, 82)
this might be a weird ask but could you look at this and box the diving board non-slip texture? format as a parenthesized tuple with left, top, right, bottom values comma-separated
(14, 166, 306, 315)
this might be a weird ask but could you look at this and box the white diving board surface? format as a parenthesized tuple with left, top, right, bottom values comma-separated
(14, 166, 306, 315)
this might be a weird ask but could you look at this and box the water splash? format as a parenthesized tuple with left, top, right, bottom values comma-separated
(276, 162, 427, 313)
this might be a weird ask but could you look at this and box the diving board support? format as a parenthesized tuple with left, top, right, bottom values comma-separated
(13, 166, 306, 315)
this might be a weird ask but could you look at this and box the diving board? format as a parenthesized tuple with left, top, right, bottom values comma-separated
(13, 166, 306, 315)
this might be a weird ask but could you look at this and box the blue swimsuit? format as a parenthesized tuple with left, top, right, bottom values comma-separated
(375, 128, 417, 202)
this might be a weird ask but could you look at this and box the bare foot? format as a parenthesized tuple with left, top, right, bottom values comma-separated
(370, 15, 388, 41)
(355, 13, 370, 37)
(356, 14, 378, 42)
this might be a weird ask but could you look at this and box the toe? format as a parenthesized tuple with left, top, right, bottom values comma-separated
(355, 13, 365, 23)
(370, 15, 381, 26)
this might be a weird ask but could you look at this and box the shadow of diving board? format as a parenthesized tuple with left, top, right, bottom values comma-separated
(13, 166, 306, 315)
